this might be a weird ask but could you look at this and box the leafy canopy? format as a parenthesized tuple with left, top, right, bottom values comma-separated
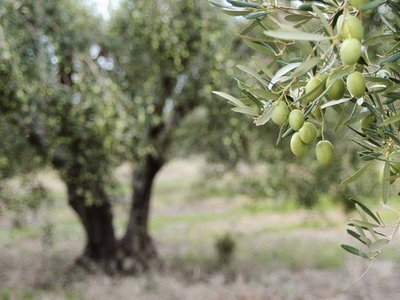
(211, 0, 400, 266)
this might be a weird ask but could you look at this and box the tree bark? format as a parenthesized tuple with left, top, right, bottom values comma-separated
(67, 182, 118, 274)
(119, 154, 164, 272)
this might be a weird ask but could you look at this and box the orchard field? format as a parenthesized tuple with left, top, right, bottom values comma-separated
(2, 157, 400, 300)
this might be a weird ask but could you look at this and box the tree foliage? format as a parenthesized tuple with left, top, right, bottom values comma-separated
(211, 0, 400, 265)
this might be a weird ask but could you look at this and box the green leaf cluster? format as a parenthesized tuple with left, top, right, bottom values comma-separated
(210, 0, 400, 264)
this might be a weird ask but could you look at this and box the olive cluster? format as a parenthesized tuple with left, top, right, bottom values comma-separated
(268, 13, 371, 166)
(271, 102, 334, 166)
(337, 14, 366, 98)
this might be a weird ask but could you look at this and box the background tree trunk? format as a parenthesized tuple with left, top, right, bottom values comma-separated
(67, 182, 118, 274)
(119, 154, 164, 272)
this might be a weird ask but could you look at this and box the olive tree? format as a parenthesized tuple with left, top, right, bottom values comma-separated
(1, 0, 254, 273)
(0, 0, 124, 271)
(107, 0, 254, 271)
(210, 0, 400, 269)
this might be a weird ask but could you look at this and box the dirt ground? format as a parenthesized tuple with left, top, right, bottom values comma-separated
(1, 158, 400, 299)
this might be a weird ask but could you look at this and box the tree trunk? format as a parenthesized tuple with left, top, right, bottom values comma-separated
(119, 154, 164, 273)
(67, 182, 118, 274)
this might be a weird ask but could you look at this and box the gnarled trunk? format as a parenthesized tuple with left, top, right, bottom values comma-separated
(67, 183, 118, 274)
(119, 154, 164, 272)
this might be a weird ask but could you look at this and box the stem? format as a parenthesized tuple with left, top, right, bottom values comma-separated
(341, 259, 376, 292)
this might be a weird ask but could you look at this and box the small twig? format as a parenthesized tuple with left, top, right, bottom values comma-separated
(342, 259, 376, 291)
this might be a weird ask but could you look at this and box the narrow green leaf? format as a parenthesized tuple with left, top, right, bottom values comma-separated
(255, 105, 274, 126)
(363, 76, 391, 83)
(299, 3, 325, 11)
(369, 238, 389, 253)
(360, 0, 385, 11)
(221, 8, 251, 16)
(271, 63, 301, 84)
(341, 244, 360, 256)
(281, 127, 295, 139)
(380, 52, 400, 65)
(312, 5, 333, 36)
(359, 236, 372, 246)
(242, 39, 277, 56)
(358, 151, 382, 161)
(249, 88, 280, 100)
(347, 229, 367, 245)
(227, 0, 260, 8)
(379, 12, 395, 32)
(342, 111, 371, 127)
(386, 64, 400, 77)
(362, 102, 383, 121)
(245, 11, 269, 19)
(350, 199, 381, 224)
(237, 65, 270, 86)
(381, 112, 400, 126)
(213, 91, 245, 107)
(383, 92, 400, 99)
(349, 219, 380, 228)
(354, 224, 368, 242)
(231, 106, 259, 116)
(333, 106, 346, 133)
(321, 98, 351, 109)
(241, 89, 263, 109)
(383, 161, 390, 204)
(252, 56, 275, 79)
(276, 122, 290, 145)
(356, 204, 368, 222)
(341, 245, 369, 258)
(292, 57, 321, 78)
(341, 161, 374, 185)
(284, 14, 312, 22)
(239, 19, 259, 36)
(363, 34, 398, 46)
(264, 30, 330, 41)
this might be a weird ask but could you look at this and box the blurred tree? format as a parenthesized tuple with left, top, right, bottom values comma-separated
(1, 0, 254, 272)
(107, 0, 255, 271)
(0, 0, 123, 271)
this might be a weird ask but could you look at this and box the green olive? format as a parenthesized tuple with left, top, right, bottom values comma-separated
(305, 77, 324, 103)
(360, 114, 376, 133)
(337, 15, 364, 41)
(299, 122, 317, 144)
(347, 71, 365, 99)
(340, 38, 361, 65)
(271, 101, 289, 126)
(290, 132, 308, 157)
(325, 77, 345, 100)
(316, 140, 334, 166)
(288, 109, 305, 131)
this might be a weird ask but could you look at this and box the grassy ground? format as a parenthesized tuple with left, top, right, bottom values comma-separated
(1, 157, 400, 299)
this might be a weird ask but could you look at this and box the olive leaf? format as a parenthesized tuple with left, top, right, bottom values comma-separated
(264, 30, 331, 41)
(212, 91, 246, 107)
(341, 244, 369, 258)
(340, 160, 374, 185)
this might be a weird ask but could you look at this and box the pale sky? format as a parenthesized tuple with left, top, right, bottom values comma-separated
(87, 0, 117, 20)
